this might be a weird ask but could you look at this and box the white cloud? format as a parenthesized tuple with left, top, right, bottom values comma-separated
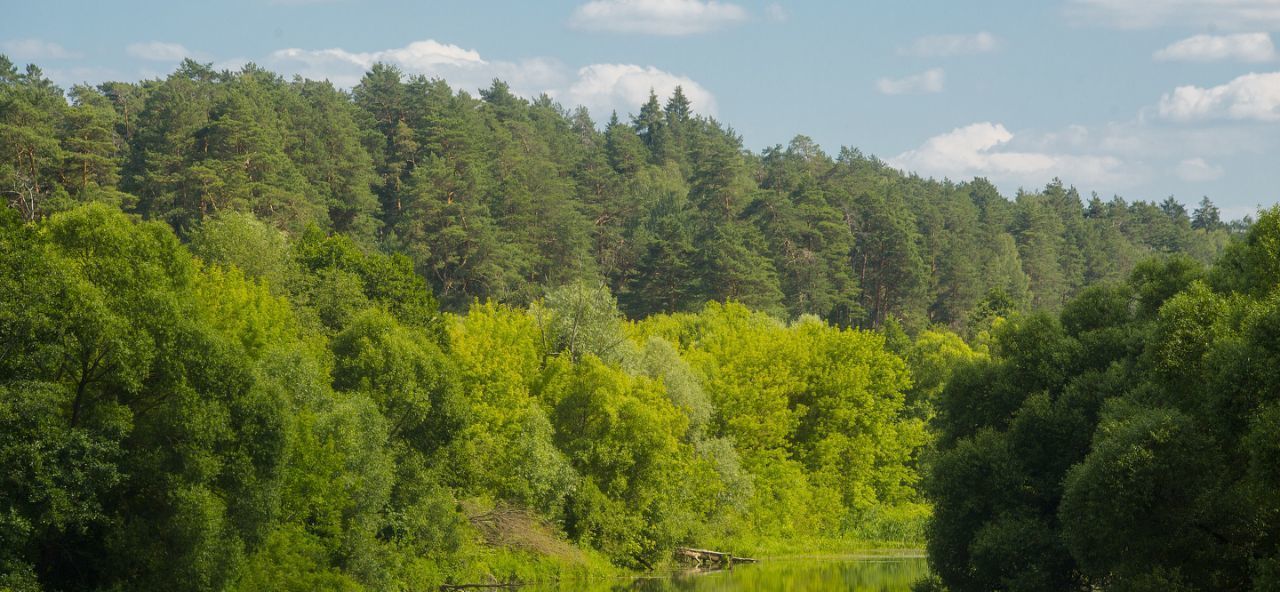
(891, 114, 1278, 207)
(1, 38, 82, 60)
(765, 3, 788, 22)
(126, 41, 194, 62)
(268, 39, 713, 118)
(899, 32, 999, 57)
(1092, 119, 1267, 157)
(268, 40, 567, 92)
(1156, 71, 1280, 121)
(211, 57, 253, 72)
(1154, 33, 1275, 62)
(42, 66, 124, 87)
(568, 0, 748, 35)
(1067, 0, 1280, 30)
(272, 40, 484, 72)
(1176, 157, 1225, 181)
(890, 122, 1130, 188)
(875, 68, 945, 95)
(566, 63, 716, 116)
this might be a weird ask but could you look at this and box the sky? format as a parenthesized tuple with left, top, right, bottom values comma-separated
(4, 0, 1280, 220)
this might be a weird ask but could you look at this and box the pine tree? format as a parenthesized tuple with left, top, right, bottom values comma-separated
(1012, 193, 1070, 310)
(623, 191, 701, 316)
(605, 112, 648, 176)
(0, 62, 68, 220)
(1192, 196, 1222, 231)
(632, 89, 667, 164)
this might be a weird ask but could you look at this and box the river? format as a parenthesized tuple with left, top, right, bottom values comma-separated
(522, 554, 930, 591)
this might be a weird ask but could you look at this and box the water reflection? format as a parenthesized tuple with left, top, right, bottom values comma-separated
(525, 556, 930, 592)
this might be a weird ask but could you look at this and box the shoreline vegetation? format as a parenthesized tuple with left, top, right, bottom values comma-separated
(0, 201, 935, 591)
(0, 55, 1254, 591)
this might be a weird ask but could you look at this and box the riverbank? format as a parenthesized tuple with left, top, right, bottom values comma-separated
(705, 537, 926, 561)
(515, 552, 931, 591)
(428, 536, 927, 591)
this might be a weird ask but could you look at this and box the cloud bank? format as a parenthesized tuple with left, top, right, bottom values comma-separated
(899, 32, 999, 57)
(567, 64, 716, 116)
(1, 38, 82, 60)
(876, 68, 945, 95)
(1175, 157, 1225, 181)
(269, 39, 715, 118)
(1157, 71, 1280, 121)
(1154, 33, 1275, 62)
(569, 0, 748, 35)
(1067, 0, 1280, 30)
(890, 122, 1129, 188)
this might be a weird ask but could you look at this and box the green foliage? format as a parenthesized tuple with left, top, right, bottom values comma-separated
(903, 329, 985, 418)
(444, 302, 576, 514)
(0, 197, 935, 587)
(188, 211, 294, 292)
(3, 56, 1231, 332)
(549, 356, 703, 567)
(633, 303, 924, 543)
(0, 56, 1259, 591)
(637, 336, 712, 439)
(293, 228, 442, 339)
(926, 216, 1280, 591)
(331, 308, 459, 453)
(0, 204, 290, 590)
(537, 280, 630, 364)
(1060, 403, 1221, 585)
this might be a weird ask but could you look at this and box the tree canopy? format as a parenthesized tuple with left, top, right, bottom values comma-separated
(0, 55, 1261, 591)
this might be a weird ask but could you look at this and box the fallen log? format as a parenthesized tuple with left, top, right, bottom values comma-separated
(439, 583, 521, 591)
(675, 547, 758, 566)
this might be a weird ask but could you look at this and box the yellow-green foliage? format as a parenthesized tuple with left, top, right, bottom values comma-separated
(904, 328, 987, 420)
(194, 263, 303, 360)
(444, 302, 577, 514)
(633, 302, 926, 541)
(0, 205, 931, 591)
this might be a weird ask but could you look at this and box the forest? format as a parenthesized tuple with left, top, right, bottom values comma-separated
(0, 55, 1268, 591)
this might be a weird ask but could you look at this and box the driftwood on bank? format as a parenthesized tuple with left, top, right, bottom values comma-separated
(440, 546, 758, 590)
(675, 547, 759, 567)
(438, 583, 520, 591)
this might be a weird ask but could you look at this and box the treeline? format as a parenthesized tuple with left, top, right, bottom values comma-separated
(1, 54, 1264, 591)
(921, 208, 1280, 591)
(0, 203, 939, 590)
(0, 56, 1242, 331)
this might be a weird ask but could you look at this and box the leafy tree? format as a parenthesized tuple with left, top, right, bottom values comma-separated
(0, 57, 1262, 590)
(332, 308, 459, 452)
(188, 210, 294, 292)
(537, 281, 629, 363)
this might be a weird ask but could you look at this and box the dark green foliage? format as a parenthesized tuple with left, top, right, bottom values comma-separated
(293, 227, 442, 339)
(331, 308, 459, 452)
(2, 55, 1231, 331)
(1193, 197, 1222, 231)
(0, 204, 290, 590)
(926, 208, 1280, 591)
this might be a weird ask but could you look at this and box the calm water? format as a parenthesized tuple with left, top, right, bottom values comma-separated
(527, 555, 930, 591)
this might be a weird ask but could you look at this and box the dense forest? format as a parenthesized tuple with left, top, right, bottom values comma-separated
(0, 54, 1265, 591)
(920, 209, 1280, 592)
(0, 56, 1241, 331)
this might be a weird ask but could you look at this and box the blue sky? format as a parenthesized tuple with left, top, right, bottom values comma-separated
(5, 0, 1280, 219)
